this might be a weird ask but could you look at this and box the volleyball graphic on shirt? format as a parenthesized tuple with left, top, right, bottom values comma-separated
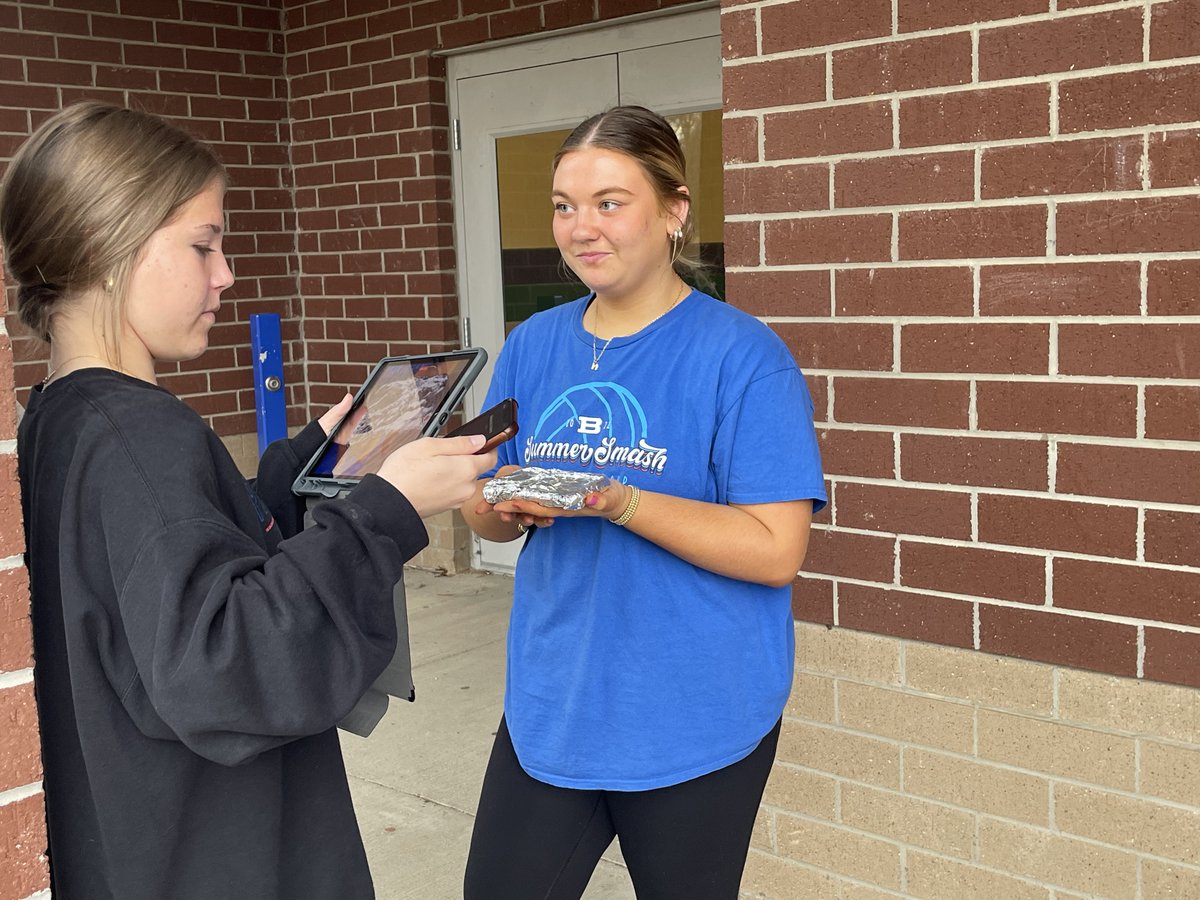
(523, 381, 668, 475)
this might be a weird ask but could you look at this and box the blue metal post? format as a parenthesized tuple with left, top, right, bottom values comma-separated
(250, 313, 287, 457)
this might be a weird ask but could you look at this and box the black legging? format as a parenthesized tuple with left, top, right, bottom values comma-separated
(463, 716, 781, 900)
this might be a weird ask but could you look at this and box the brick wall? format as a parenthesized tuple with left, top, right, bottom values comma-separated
(282, 0, 698, 410)
(727, 1, 1200, 895)
(0, 0, 305, 437)
(724, 0, 1200, 688)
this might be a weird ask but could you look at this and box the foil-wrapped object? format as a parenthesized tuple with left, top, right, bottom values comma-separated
(482, 467, 612, 510)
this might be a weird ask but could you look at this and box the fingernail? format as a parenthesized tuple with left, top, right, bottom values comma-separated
(585, 494, 598, 507)
(469, 434, 485, 448)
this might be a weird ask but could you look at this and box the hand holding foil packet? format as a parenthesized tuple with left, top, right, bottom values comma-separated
(482, 467, 612, 510)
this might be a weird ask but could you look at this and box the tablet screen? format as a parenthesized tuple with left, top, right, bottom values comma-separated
(309, 353, 479, 479)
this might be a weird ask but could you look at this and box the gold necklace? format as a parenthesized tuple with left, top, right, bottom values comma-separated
(590, 281, 688, 371)
(42, 354, 115, 387)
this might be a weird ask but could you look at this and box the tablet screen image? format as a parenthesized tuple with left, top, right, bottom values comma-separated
(293, 348, 487, 498)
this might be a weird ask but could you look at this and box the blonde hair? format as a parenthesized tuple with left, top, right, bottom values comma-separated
(0, 101, 225, 352)
(553, 105, 713, 293)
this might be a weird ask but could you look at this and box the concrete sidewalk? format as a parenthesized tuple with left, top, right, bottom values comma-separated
(340, 569, 636, 900)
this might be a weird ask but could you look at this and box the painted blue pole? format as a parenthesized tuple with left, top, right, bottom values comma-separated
(250, 313, 287, 458)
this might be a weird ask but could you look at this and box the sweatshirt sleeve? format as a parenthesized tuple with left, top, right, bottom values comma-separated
(107, 456, 427, 766)
(250, 419, 328, 538)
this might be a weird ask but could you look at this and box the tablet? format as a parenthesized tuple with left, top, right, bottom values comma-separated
(292, 348, 488, 498)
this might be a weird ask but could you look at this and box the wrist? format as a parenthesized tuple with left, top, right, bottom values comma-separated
(611, 484, 641, 527)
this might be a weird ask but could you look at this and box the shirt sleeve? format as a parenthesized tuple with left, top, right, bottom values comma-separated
(251, 419, 328, 538)
(105, 464, 428, 766)
(711, 365, 828, 511)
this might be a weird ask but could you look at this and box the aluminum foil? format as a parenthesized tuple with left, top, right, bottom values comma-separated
(482, 467, 612, 510)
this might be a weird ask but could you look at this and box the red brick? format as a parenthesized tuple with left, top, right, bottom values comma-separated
(1056, 558, 1200, 628)
(980, 495, 1137, 558)
(723, 220, 760, 268)
(979, 8, 1143, 82)
(902, 541, 1045, 604)
(818, 427, 896, 479)
(979, 262, 1141, 316)
(981, 135, 1143, 198)
(836, 482, 972, 540)
(833, 376, 970, 429)
(1059, 324, 1200, 379)
(979, 606, 1137, 677)
(1060, 64, 1200, 133)
(1148, 129, 1200, 188)
(833, 33, 972, 99)
(804, 526, 895, 582)
(976, 380, 1137, 438)
(764, 101, 893, 160)
(761, 0, 891, 52)
(543, 0, 596, 30)
(0, 682, 41, 793)
(1144, 628, 1200, 689)
(898, 0, 1045, 32)
(1146, 385, 1200, 441)
(1145, 509, 1200, 567)
(901, 323, 1050, 375)
(839, 583, 974, 647)
(0, 793, 49, 898)
(1148, 259, 1199, 315)
(1150, 0, 1200, 61)
(836, 266, 973, 317)
(775, 323, 894, 371)
(900, 205, 1047, 260)
(1057, 197, 1200, 255)
(25, 59, 93, 87)
(836, 151, 974, 208)
(721, 7, 757, 60)
(726, 270, 830, 318)
(725, 164, 828, 215)
(766, 215, 893, 265)
(900, 84, 1050, 148)
(0, 456, 22, 559)
(808, 375, 829, 422)
(0, 568, 32, 673)
(901, 434, 1049, 490)
(1058, 443, 1200, 506)
(723, 115, 759, 164)
(791, 576, 834, 625)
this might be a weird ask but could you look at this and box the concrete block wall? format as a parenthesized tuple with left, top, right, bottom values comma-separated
(744, 624, 1200, 898)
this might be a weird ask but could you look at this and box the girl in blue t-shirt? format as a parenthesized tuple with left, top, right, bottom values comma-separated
(462, 105, 827, 900)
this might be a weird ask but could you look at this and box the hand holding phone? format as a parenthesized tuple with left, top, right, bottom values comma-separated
(445, 398, 518, 453)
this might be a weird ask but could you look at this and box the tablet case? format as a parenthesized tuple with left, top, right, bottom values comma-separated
(293, 348, 488, 499)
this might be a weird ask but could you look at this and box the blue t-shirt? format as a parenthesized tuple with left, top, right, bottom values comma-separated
(484, 289, 826, 790)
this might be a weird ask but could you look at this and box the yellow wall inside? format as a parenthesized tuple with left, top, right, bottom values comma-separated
(496, 110, 725, 251)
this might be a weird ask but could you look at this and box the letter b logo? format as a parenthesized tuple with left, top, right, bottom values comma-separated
(577, 416, 603, 435)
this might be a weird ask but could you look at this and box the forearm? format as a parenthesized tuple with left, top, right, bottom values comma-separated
(619, 491, 812, 588)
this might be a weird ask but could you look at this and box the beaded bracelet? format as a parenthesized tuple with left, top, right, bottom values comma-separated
(612, 485, 641, 527)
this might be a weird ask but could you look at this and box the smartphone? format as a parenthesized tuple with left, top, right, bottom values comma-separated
(445, 397, 519, 453)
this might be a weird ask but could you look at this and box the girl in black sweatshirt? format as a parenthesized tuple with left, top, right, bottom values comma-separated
(1, 101, 495, 900)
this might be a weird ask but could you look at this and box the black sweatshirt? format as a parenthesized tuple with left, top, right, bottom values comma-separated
(19, 368, 429, 900)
